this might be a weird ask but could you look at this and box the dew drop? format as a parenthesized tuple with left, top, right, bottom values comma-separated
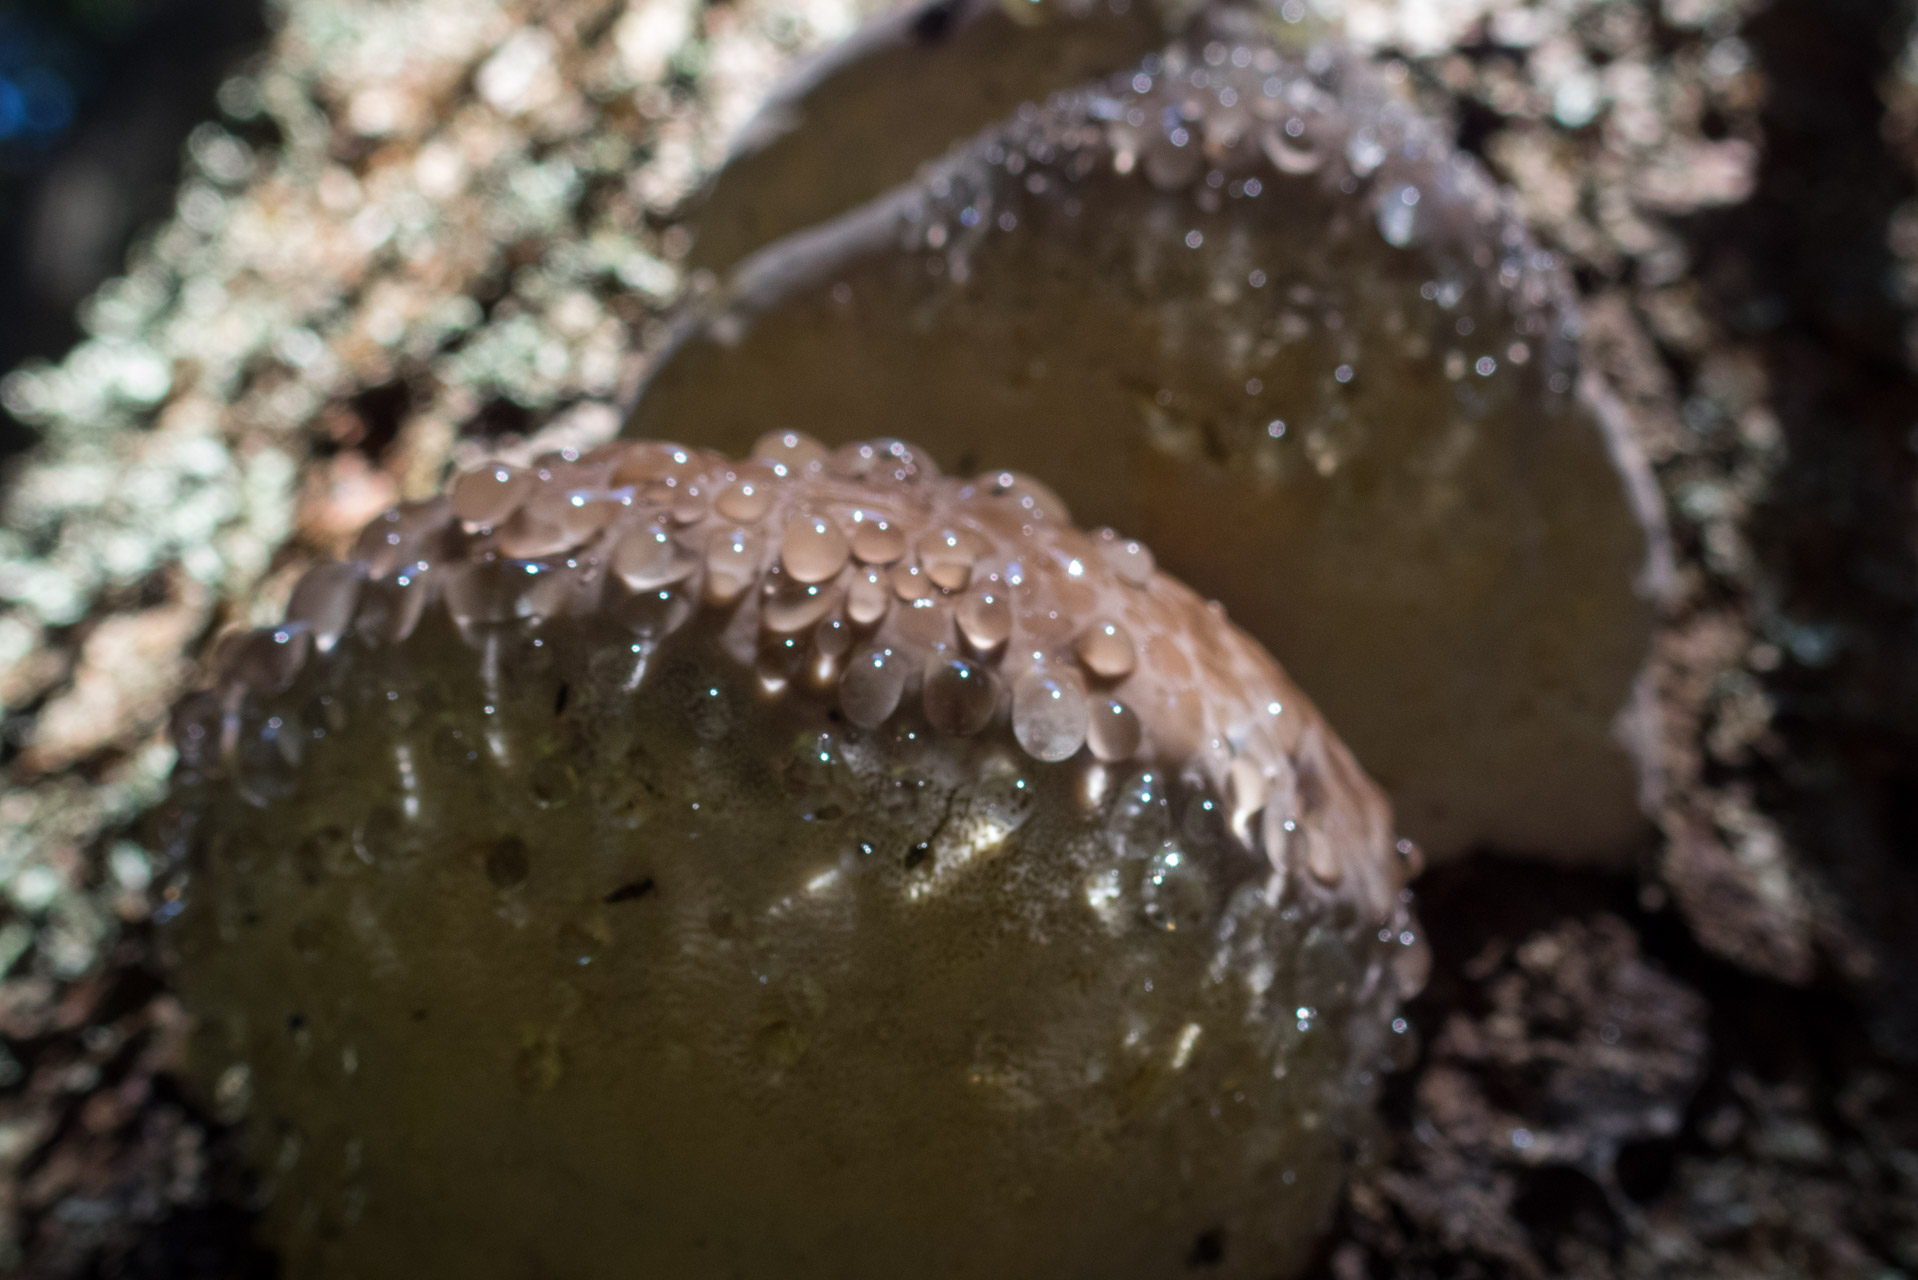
(1086, 698, 1142, 762)
(704, 526, 762, 605)
(839, 647, 905, 728)
(1075, 620, 1136, 679)
(923, 657, 997, 737)
(353, 572, 428, 644)
(612, 525, 698, 590)
(1012, 668, 1090, 762)
(450, 464, 532, 528)
(850, 517, 906, 564)
(715, 466, 777, 521)
(781, 515, 851, 583)
(761, 572, 838, 634)
(1096, 530, 1155, 585)
(917, 528, 983, 592)
(752, 430, 827, 472)
(891, 561, 934, 601)
(956, 588, 1013, 654)
(286, 563, 363, 654)
(846, 569, 891, 627)
(225, 626, 311, 695)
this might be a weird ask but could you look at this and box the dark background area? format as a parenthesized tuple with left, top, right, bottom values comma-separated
(0, 0, 265, 459)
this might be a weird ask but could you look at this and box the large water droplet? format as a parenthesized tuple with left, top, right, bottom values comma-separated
(612, 525, 698, 590)
(1086, 698, 1141, 762)
(715, 465, 778, 521)
(705, 526, 763, 605)
(1075, 620, 1136, 679)
(752, 430, 827, 472)
(956, 587, 1012, 654)
(847, 569, 891, 626)
(451, 464, 532, 528)
(781, 515, 851, 583)
(1012, 669, 1089, 762)
(851, 516, 906, 564)
(1096, 530, 1155, 585)
(839, 647, 906, 728)
(286, 563, 363, 654)
(923, 657, 997, 737)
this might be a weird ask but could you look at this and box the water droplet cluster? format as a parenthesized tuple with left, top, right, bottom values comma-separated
(165, 434, 1423, 1279)
(636, 31, 1664, 865)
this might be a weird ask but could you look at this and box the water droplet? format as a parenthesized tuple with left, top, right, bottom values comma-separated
(956, 588, 1013, 654)
(705, 526, 763, 605)
(850, 517, 906, 564)
(1012, 669, 1089, 762)
(352, 572, 428, 643)
(752, 430, 827, 472)
(780, 515, 850, 583)
(847, 568, 890, 626)
(839, 647, 906, 728)
(1075, 620, 1136, 679)
(451, 464, 532, 528)
(715, 465, 778, 521)
(1086, 698, 1141, 762)
(761, 571, 838, 634)
(286, 562, 363, 654)
(1096, 530, 1154, 585)
(923, 657, 997, 737)
(612, 525, 697, 590)
(443, 559, 537, 625)
(917, 528, 984, 592)
(224, 626, 311, 695)
(891, 561, 934, 601)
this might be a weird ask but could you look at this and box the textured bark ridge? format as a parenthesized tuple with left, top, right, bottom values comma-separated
(634, 29, 1673, 865)
(163, 434, 1424, 1279)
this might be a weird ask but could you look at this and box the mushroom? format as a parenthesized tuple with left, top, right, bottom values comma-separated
(690, 0, 1166, 273)
(164, 433, 1425, 1279)
(635, 30, 1673, 864)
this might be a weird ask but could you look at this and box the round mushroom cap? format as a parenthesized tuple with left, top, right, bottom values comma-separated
(165, 434, 1423, 1280)
(636, 34, 1673, 867)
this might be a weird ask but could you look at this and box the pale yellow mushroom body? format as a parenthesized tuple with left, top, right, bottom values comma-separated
(165, 434, 1423, 1279)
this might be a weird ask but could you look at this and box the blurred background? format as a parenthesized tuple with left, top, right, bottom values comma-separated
(0, 0, 263, 459)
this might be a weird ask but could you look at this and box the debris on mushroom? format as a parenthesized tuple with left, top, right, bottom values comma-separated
(634, 31, 1674, 865)
(689, 0, 1165, 273)
(162, 433, 1426, 1279)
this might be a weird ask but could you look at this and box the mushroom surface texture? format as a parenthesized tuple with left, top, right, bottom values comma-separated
(636, 30, 1673, 864)
(163, 434, 1426, 1280)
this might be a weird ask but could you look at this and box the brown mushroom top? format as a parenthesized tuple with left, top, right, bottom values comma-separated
(177, 431, 1407, 922)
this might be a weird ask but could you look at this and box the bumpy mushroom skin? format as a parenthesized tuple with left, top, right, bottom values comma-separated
(636, 36, 1671, 864)
(165, 434, 1424, 1280)
(689, 0, 1165, 272)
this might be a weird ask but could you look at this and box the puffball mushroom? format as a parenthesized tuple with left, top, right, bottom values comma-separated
(163, 433, 1425, 1280)
(637, 31, 1673, 863)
